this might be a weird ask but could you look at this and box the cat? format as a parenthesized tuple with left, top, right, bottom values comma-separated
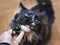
(10, 0, 55, 45)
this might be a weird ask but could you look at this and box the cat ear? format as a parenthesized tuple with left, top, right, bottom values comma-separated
(14, 13, 19, 19)
(19, 3, 27, 10)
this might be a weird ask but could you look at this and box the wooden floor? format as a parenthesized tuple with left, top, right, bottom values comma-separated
(0, 0, 19, 34)
(0, 0, 60, 45)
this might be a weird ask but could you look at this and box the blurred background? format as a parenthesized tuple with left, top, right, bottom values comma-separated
(0, 0, 60, 45)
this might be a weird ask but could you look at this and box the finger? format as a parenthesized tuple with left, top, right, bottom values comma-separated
(7, 29, 16, 35)
(12, 31, 16, 35)
(21, 25, 31, 32)
(15, 31, 25, 43)
(7, 29, 12, 34)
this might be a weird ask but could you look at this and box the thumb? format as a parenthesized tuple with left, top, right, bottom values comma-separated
(21, 25, 31, 32)
(13, 31, 25, 45)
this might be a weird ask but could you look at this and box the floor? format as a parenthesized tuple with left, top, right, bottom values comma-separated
(0, 0, 60, 45)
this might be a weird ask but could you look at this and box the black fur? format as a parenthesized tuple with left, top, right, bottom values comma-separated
(10, 0, 55, 45)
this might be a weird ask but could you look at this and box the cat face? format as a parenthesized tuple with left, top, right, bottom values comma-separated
(14, 8, 41, 31)
(10, 3, 47, 34)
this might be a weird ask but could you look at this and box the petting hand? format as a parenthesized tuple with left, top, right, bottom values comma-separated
(0, 25, 31, 45)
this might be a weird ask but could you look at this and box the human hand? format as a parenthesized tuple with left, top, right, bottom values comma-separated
(0, 25, 31, 45)
(20, 25, 31, 32)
